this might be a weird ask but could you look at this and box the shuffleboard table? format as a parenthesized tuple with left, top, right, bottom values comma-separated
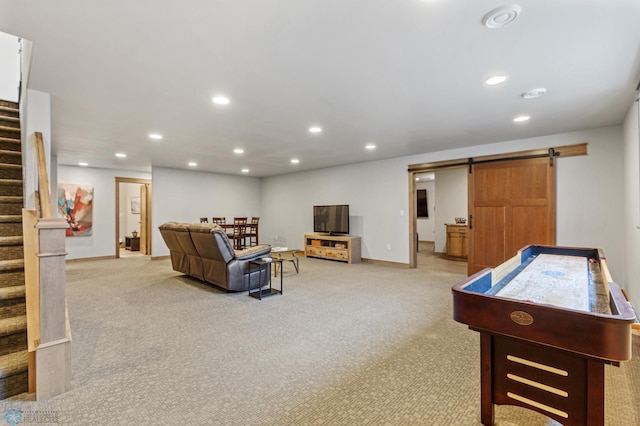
(452, 245, 637, 426)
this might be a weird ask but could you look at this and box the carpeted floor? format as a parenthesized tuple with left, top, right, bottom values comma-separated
(1, 244, 638, 425)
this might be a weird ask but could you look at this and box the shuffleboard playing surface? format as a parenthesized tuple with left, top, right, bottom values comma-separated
(495, 254, 589, 311)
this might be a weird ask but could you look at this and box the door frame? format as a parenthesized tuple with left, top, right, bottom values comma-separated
(407, 144, 587, 270)
(115, 177, 152, 258)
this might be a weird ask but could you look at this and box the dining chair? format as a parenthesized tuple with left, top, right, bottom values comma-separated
(199, 217, 208, 223)
(244, 217, 259, 247)
(212, 217, 226, 225)
(231, 217, 248, 249)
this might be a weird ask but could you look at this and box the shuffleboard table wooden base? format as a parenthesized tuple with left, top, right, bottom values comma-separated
(452, 245, 637, 426)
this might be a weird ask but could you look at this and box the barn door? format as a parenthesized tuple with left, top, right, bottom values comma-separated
(467, 156, 556, 275)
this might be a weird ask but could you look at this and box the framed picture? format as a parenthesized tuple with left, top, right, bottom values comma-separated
(58, 183, 94, 237)
(130, 196, 140, 214)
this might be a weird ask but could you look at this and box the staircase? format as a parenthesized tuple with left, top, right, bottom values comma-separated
(0, 99, 29, 399)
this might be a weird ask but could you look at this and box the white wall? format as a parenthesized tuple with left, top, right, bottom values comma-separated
(57, 165, 151, 259)
(261, 126, 625, 277)
(261, 157, 411, 263)
(416, 180, 435, 242)
(0, 31, 20, 102)
(24, 89, 51, 211)
(151, 167, 261, 257)
(56, 125, 629, 288)
(623, 99, 640, 310)
(433, 168, 468, 253)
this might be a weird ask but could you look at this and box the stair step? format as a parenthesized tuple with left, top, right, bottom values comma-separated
(0, 117, 19, 129)
(0, 236, 22, 246)
(0, 126, 19, 134)
(0, 315, 26, 338)
(0, 150, 21, 164)
(0, 197, 23, 216)
(0, 215, 21, 223)
(0, 137, 20, 144)
(0, 100, 18, 109)
(0, 270, 25, 289)
(0, 179, 23, 196)
(0, 350, 28, 380)
(0, 259, 24, 273)
(0, 285, 25, 301)
(0, 196, 22, 204)
(0, 165, 22, 181)
(0, 105, 19, 115)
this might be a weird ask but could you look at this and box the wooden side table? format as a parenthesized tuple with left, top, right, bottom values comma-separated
(248, 258, 283, 300)
(125, 236, 140, 251)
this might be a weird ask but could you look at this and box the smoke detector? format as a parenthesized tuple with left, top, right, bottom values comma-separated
(483, 5, 522, 29)
(521, 88, 547, 99)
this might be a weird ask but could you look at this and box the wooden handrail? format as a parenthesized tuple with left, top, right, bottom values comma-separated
(35, 132, 53, 218)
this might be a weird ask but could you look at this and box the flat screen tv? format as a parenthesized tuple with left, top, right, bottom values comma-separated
(313, 205, 349, 235)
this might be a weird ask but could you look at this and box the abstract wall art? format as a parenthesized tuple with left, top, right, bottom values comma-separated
(57, 183, 94, 237)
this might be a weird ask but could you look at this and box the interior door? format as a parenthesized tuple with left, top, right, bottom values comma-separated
(467, 157, 556, 275)
(139, 184, 149, 254)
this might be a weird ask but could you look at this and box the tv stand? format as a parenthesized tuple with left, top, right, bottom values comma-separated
(304, 233, 361, 264)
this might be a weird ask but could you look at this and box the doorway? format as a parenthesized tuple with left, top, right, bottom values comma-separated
(407, 144, 586, 271)
(115, 177, 152, 258)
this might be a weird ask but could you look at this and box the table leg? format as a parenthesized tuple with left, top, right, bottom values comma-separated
(480, 333, 494, 426)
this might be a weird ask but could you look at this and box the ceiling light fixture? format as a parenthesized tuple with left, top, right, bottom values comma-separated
(188, 162, 197, 167)
(115, 152, 126, 158)
(78, 162, 88, 167)
(212, 96, 230, 105)
(149, 133, 163, 140)
(482, 5, 522, 29)
(291, 158, 300, 164)
(521, 88, 547, 99)
(233, 148, 244, 154)
(309, 126, 322, 134)
(241, 168, 249, 173)
(513, 115, 530, 122)
(365, 144, 376, 150)
(485, 75, 507, 86)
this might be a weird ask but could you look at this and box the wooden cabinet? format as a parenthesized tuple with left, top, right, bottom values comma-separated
(304, 233, 361, 264)
(446, 225, 467, 258)
(125, 236, 140, 251)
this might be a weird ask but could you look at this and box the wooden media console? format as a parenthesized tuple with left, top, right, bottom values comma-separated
(304, 233, 361, 264)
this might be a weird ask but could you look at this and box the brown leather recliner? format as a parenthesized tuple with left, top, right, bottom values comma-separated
(159, 222, 271, 291)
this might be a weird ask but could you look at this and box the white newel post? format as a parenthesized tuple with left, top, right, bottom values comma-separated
(35, 217, 70, 400)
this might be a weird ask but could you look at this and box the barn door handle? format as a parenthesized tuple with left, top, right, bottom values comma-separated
(469, 215, 473, 230)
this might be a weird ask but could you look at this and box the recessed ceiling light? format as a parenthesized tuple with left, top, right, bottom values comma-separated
(188, 162, 197, 167)
(485, 75, 507, 86)
(115, 152, 127, 158)
(291, 158, 300, 164)
(233, 148, 244, 154)
(309, 126, 322, 134)
(365, 144, 376, 150)
(78, 162, 88, 167)
(482, 5, 522, 29)
(513, 115, 530, 122)
(521, 88, 547, 99)
(212, 96, 230, 105)
(149, 133, 163, 140)
(241, 168, 249, 173)
(416, 177, 420, 181)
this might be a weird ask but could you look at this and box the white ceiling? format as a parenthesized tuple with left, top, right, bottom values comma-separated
(1, 0, 639, 177)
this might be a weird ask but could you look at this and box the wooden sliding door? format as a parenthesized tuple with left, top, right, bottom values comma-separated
(467, 157, 556, 275)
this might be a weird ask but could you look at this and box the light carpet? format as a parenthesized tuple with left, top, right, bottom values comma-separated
(1, 246, 638, 425)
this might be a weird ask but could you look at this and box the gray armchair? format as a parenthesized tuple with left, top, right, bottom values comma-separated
(159, 222, 271, 291)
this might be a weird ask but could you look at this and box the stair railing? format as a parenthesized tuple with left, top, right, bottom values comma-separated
(22, 131, 71, 400)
